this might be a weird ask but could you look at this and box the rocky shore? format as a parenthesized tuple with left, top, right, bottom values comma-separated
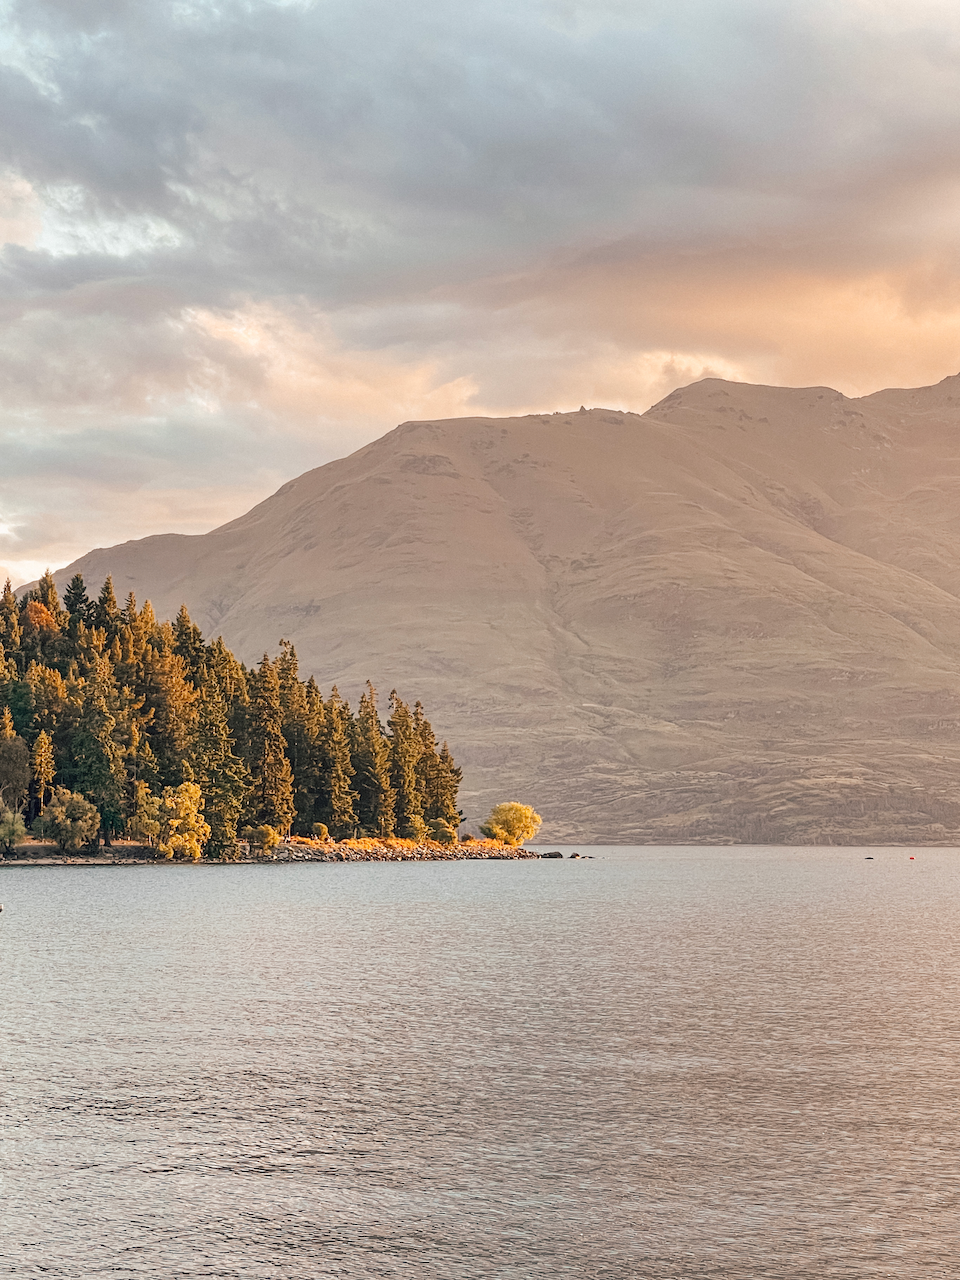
(0, 837, 553, 866)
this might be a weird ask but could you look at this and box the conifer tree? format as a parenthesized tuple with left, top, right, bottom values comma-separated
(173, 604, 206, 685)
(0, 579, 21, 653)
(244, 655, 295, 833)
(36, 570, 66, 626)
(64, 573, 95, 634)
(275, 642, 321, 832)
(71, 658, 127, 843)
(318, 686, 358, 838)
(95, 575, 121, 637)
(433, 742, 462, 828)
(31, 729, 56, 815)
(190, 672, 248, 854)
(138, 644, 198, 786)
(353, 682, 395, 836)
(388, 691, 426, 841)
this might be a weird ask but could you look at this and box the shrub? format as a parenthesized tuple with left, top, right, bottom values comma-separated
(0, 806, 26, 855)
(242, 824, 280, 853)
(311, 822, 330, 842)
(427, 818, 457, 846)
(479, 802, 542, 846)
(37, 788, 101, 852)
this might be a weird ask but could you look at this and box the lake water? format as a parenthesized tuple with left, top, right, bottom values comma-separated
(2, 846, 960, 1279)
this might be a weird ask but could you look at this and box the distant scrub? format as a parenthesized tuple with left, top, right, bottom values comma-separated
(0, 571, 462, 858)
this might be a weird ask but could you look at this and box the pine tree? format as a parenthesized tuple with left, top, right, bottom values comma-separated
(71, 657, 127, 843)
(275, 642, 321, 832)
(190, 672, 248, 854)
(318, 686, 358, 838)
(95, 575, 121, 637)
(173, 604, 206, 685)
(138, 644, 198, 786)
(31, 729, 56, 815)
(353, 682, 395, 836)
(414, 701, 439, 818)
(36, 570, 66, 626)
(388, 691, 426, 841)
(245, 656, 295, 833)
(0, 579, 21, 654)
(433, 742, 462, 828)
(64, 573, 96, 636)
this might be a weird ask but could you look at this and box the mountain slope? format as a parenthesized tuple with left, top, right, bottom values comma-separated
(42, 376, 960, 842)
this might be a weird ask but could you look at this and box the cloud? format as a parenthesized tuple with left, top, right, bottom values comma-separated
(3, 0, 960, 580)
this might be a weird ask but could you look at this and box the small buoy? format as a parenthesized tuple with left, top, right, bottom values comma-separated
(910, 856, 915, 860)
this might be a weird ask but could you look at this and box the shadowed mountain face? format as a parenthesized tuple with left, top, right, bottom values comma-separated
(42, 375, 960, 842)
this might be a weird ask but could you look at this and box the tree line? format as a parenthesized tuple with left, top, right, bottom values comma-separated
(0, 571, 462, 856)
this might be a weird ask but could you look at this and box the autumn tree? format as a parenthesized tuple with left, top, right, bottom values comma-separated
(480, 802, 542, 846)
(157, 781, 210, 861)
(31, 729, 56, 815)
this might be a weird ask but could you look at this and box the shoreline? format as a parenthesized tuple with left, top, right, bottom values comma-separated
(0, 839, 548, 867)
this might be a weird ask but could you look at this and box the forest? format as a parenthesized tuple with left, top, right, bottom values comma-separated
(0, 570, 462, 857)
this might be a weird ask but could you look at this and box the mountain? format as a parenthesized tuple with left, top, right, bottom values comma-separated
(36, 375, 960, 843)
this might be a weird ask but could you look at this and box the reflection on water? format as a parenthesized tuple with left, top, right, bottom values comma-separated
(2, 847, 960, 1278)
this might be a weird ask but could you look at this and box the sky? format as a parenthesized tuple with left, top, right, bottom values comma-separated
(3, 0, 960, 584)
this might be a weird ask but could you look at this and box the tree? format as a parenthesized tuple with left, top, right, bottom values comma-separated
(95, 575, 121, 636)
(0, 578, 21, 652)
(38, 787, 100, 852)
(275, 642, 321, 833)
(413, 705, 462, 827)
(31, 729, 56, 814)
(190, 673, 248, 855)
(0, 806, 26, 854)
(71, 658, 127, 843)
(138, 644, 198, 786)
(157, 781, 210, 861)
(388, 691, 426, 841)
(173, 604, 206, 685)
(64, 574, 95, 629)
(352, 682, 395, 836)
(127, 781, 160, 845)
(244, 656, 295, 833)
(35, 569, 66, 626)
(318, 686, 358, 838)
(433, 742, 462, 828)
(479, 802, 542, 846)
(0, 709, 30, 810)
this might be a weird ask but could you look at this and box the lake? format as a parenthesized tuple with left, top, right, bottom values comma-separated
(2, 846, 959, 1278)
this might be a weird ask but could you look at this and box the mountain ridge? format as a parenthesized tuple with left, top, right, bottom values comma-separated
(29, 374, 960, 842)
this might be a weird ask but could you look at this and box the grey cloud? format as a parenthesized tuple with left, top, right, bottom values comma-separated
(4, 0, 960, 575)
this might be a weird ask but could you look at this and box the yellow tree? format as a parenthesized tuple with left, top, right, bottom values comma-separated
(158, 782, 210, 862)
(31, 729, 56, 814)
(479, 802, 542, 846)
